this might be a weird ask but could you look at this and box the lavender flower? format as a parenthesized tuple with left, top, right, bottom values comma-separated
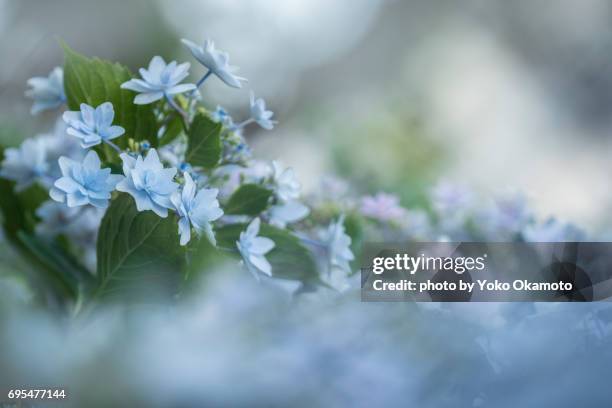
(360, 192, 407, 222)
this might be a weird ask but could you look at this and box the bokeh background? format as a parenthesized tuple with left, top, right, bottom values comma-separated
(1, 1, 612, 407)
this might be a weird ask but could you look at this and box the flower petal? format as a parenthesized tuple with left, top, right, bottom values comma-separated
(134, 92, 164, 105)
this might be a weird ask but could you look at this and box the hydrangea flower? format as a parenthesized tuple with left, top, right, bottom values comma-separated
(121, 56, 196, 104)
(222, 132, 251, 164)
(236, 217, 275, 278)
(522, 218, 585, 242)
(270, 161, 300, 202)
(210, 105, 234, 127)
(319, 215, 354, 274)
(41, 119, 84, 171)
(35, 201, 104, 271)
(269, 200, 309, 228)
(116, 149, 179, 217)
(481, 193, 532, 239)
(360, 192, 407, 222)
(63, 102, 125, 149)
(431, 181, 473, 215)
(50, 150, 123, 209)
(0, 138, 49, 191)
(249, 91, 277, 130)
(158, 139, 187, 169)
(25, 67, 65, 114)
(171, 172, 223, 246)
(181, 39, 246, 88)
(35, 201, 80, 237)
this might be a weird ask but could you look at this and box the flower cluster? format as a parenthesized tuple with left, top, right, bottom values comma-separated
(0, 37, 588, 301)
(0, 38, 352, 288)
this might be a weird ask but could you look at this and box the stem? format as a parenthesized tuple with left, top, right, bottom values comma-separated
(104, 139, 122, 154)
(165, 94, 188, 121)
(165, 94, 189, 131)
(196, 70, 212, 88)
(184, 70, 213, 113)
(294, 232, 327, 249)
(231, 118, 255, 131)
(217, 245, 238, 253)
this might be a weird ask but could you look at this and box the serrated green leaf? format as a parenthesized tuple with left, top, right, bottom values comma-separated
(62, 43, 158, 152)
(216, 223, 321, 283)
(185, 112, 222, 168)
(224, 184, 273, 215)
(96, 194, 185, 300)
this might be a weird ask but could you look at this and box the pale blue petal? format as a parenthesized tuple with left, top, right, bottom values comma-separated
(250, 236, 275, 255)
(165, 83, 197, 95)
(134, 92, 164, 105)
(178, 217, 191, 246)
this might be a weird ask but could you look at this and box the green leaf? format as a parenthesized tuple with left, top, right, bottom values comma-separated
(0, 149, 90, 304)
(62, 43, 158, 151)
(96, 194, 185, 300)
(0, 185, 27, 245)
(225, 184, 273, 215)
(344, 212, 364, 274)
(159, 114, 184, 146)
(18, 231, 94, 298)
(185, 112, 222, 168)
(216, 223, 321, 284)
(0, 150, 46, 239)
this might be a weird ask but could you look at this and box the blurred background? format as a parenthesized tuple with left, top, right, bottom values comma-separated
(2, 0, 612, 231)
(2, 2, 612, 406)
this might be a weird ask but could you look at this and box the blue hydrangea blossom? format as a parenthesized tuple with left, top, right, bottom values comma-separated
(249, 91, 277, 130)
(181, 39, 246, 88)
(0, 138, 50, 191)
(25, 67, 66, 115)
(270, 161, 301, 202)
(319, 215, 354, 274)
(116, 149, 179, 217)
(50, 150, 123, 209)
(35, 201, 81, 237)
(236, 217, 275, 278)
(121, 56, 196, 105)
(63, 102, 125, 149)
(171, 172, 223, 246)
(268, 200, 309, 228)
(210, 105, 234, 127)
